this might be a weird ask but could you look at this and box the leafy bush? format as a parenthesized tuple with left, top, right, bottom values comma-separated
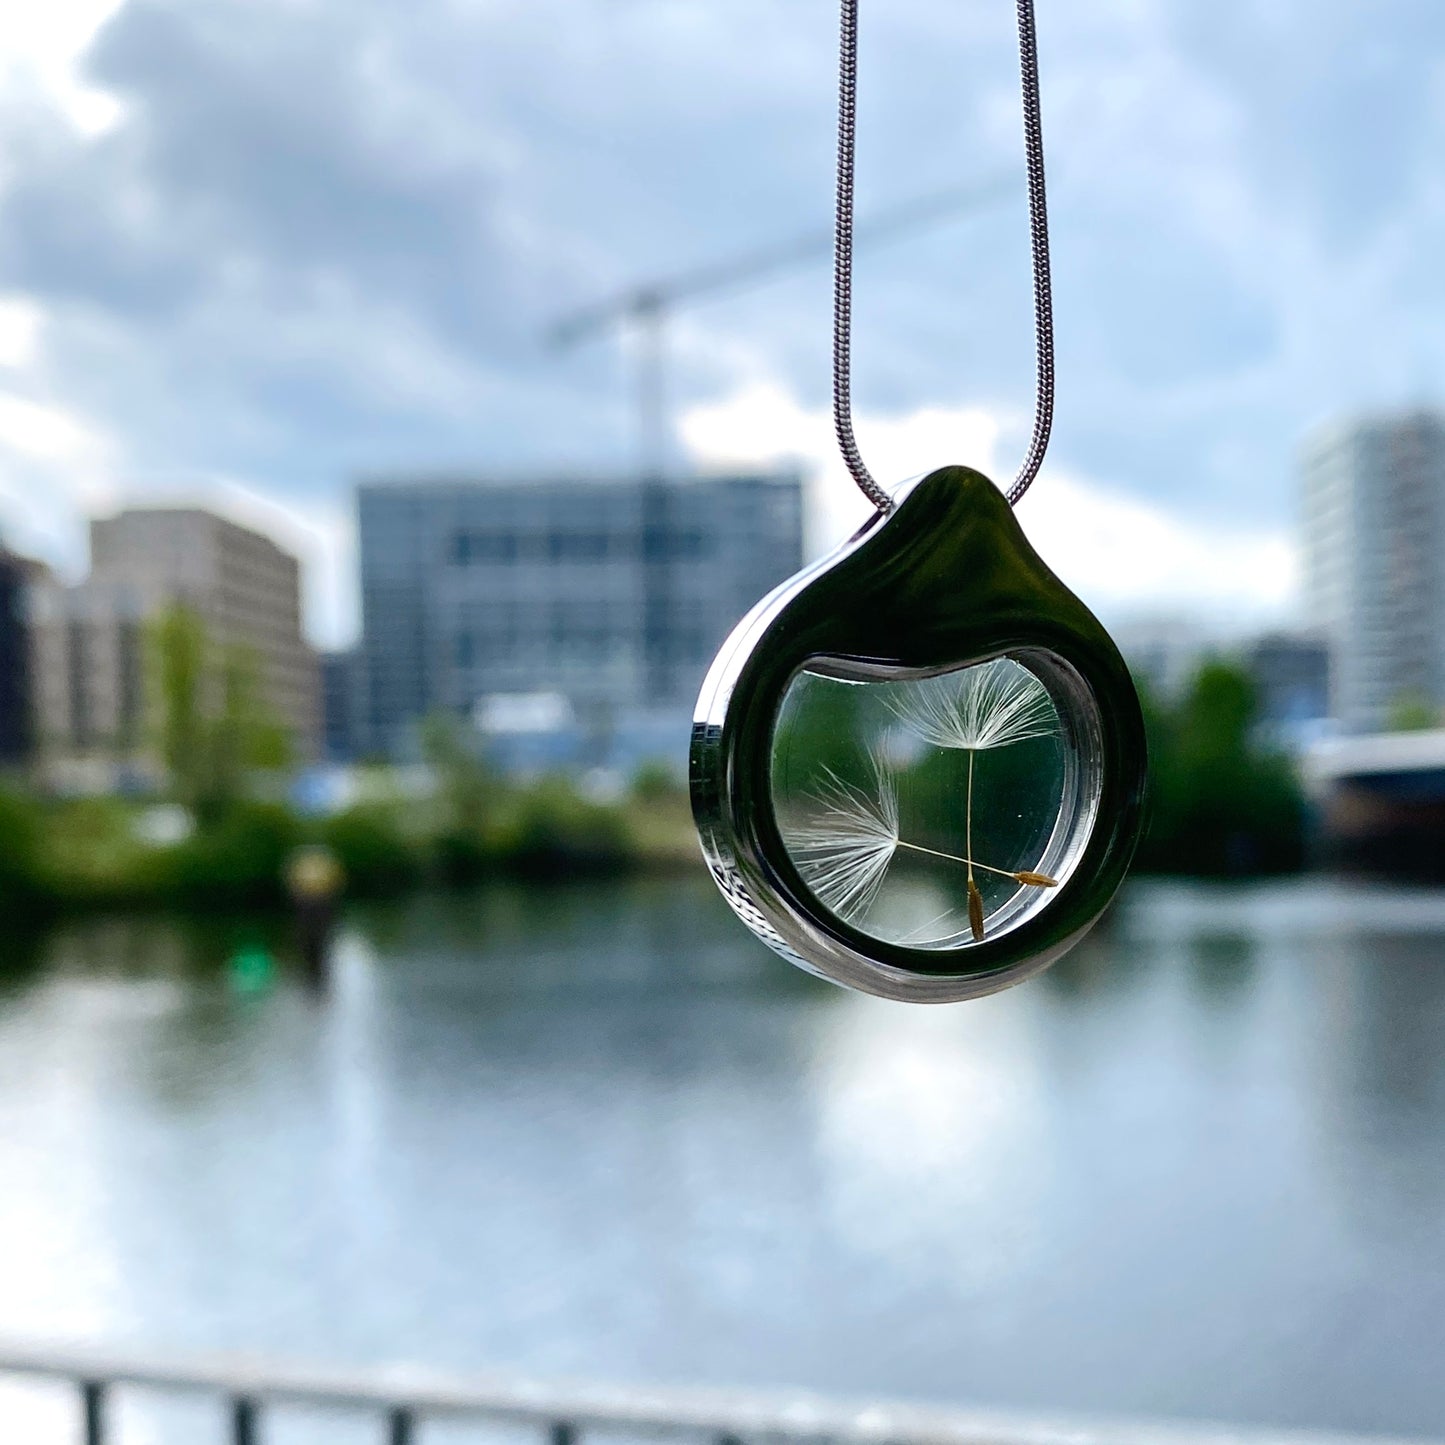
(1136, 661, 1307, 876)
(34, 797, 174, 907)
(320, 805, 423, 895)
(434, 827, 491, 883)
(500, 777, 631, 875)
(630, 760, 683, 802)
(0, 789, 48, 916)
(169, 802, 302, 903)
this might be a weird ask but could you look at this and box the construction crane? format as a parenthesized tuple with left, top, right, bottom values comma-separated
(547, 175, 1015, 477)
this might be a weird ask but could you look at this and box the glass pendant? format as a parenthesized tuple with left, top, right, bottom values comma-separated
(691, 465, 1147, 1002)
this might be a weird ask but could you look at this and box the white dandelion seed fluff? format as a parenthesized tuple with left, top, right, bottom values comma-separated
(785, 752, 900, 923)
(887, 658, 1057, 752)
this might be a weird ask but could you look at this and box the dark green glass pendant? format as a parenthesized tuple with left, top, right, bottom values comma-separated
(691, 465, 1147, 1002)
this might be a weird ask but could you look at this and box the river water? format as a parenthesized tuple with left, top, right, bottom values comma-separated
(0, 877, 1443, 1442)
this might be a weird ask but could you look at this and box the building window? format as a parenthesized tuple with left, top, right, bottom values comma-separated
(643, 528, 710, 562)
(118, 620, 143, 751)
(547, 530, 611, 562)
(67, 618, 90, 749)
(451, 531, 518, 565)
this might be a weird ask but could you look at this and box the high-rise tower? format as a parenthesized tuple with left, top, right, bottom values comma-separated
(1302, 411, 1445, 731)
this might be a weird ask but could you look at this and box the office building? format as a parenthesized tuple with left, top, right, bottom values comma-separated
(320, 649, 364, 763)
(87, 508, 320, 755)
(0, 548, 41, 766)
(28, 577, 148, 763)
(1111, 615, 1210, 702)
(358, 473, 805, 759)
(1243, 632, 1330, 729)
(31, 508, 320, 770)
(1302, 411, 1445, 731)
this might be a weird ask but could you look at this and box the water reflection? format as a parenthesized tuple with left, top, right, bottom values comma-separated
(1185, 933, 1257, 1001)
(1331, 933, 1445, 1116)
(0, 922, 49, 998)
(0, 878, 1443, 1441)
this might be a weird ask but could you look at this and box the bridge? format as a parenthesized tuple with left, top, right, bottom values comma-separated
(0, 1340, 1436, 1445)
(1305, 729, 1445, 875)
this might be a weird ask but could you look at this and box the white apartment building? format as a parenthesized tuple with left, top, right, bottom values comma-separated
(1302, 411, 1445, 731)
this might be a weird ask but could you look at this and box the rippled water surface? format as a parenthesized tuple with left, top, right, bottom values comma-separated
(1, 877, 1444, 1441)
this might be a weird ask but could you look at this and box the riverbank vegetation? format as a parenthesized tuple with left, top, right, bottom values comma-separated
(0, 600, 1308, 922)
(0, 761, 699, 921)
(2, 602, 700, 921)
(1135, 659, 1308, 876)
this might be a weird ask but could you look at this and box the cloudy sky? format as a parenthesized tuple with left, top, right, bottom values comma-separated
(0, 0, 1441, 646)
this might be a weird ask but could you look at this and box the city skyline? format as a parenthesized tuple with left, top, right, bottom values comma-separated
(0, 447, 1306, 657)
(4, 2, 1444, 645)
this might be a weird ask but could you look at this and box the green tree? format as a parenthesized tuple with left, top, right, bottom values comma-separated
(210, 644, 294, 788)
(1137, 659, 1306, 876)
(170, 801, 301, 903)
(504, 774, 630, 875)
(151, 604, 296, 821)
(420, 711, 494, 879)
(0, 789, 48, 916)
(153, 604, 209, 808)
(319, 805, 420, 895)
(1387, 693, 1439, 733)
(630, 759, 682, 802)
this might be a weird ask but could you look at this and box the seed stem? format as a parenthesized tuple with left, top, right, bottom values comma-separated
(895, 840, 1022, 880)
(966, 750, 976, 886)
(891, 750, 1054, 942)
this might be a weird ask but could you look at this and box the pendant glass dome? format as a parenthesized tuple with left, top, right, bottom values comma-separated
(771, 655, 1099, 950)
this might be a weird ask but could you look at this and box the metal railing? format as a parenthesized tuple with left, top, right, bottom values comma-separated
(0, 1339, 1437, 1445)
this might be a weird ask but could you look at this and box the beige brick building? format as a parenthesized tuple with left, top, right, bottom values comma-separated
(33, 508, 319, 768)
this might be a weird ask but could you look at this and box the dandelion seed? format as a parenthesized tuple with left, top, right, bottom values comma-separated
(967, 880, 985, 942)
(887, 660, 1057, 752)
(786, 751, 900, 923)
(782, 731, 1060, 938)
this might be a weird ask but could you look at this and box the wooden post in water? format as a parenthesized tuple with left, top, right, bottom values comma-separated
(285, 845, 345, 991)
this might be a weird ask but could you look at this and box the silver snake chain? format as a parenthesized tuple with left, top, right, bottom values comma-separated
(831, 0, 1056, 511)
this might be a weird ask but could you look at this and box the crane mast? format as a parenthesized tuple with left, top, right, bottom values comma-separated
(548, 176, 1015, 477)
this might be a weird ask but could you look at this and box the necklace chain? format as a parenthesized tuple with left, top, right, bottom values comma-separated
(831, 0, 1055, 511)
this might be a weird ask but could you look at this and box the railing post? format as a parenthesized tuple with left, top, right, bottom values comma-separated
(388, 1405, 416, 1445)
(231, 1394, 259, 1445)
(81, 1380, 106, 1445)
(550, 1420, 577, 1445)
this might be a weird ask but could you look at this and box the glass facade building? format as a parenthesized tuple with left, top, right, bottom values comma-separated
(357, 473, 805, 761)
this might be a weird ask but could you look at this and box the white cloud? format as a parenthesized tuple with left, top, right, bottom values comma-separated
(679, 378, 1299, 624)
(0, 298, 43, 369)
(1014, 470, 1299, 622)
(678, 378, 1002, 554)
(0, 390, 105, 462)
(0, 392, 118, 579)
(0, 0, 126, 135)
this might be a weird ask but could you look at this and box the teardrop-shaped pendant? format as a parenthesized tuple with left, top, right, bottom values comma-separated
(691, 466, 1147, 1002)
